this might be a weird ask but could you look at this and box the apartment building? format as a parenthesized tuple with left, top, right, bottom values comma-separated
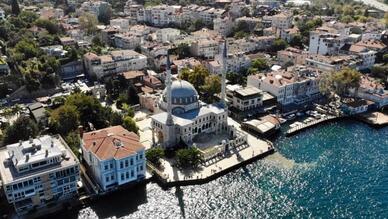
(277, 47, 308, 66)
(341, 44, 376, 70)
(81, 126, 146, 192)
(305, 54, 362, 72)
(0, 135, 80, 215)
(265, 12, 293, 30)
(213, 16, 233, 37)
(226, 85, 263, 112)
(78, 0, 111, 18)
(83, 50, 147, 79)
(110, 18, 130, 31)
(247, 66, 321, 106)
(350, 76, 388, 108)
(309, 24, 350, 55)
(190, 38, 220, 59)
(207, 52, 251, 74)
(155, 28, 181, 43)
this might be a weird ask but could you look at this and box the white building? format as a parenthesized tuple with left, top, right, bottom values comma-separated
(207, 52, 251, 74)
(351, 76, 388, 108)
(155, 28, 181, 43)
(83, 50, 147, 79)
(309, 24, 350, 55)
(81, 126, 146, 192)
(213, 16, 233, 37)
(265, 12, 293, 30)
(78, 0, 111, 18)
(190, 38, 219, 59)
(110, 18, 130, 31)
(247, 66, 321, 106)
(0, 135, 80, 215)
(226, 85, 263, 112)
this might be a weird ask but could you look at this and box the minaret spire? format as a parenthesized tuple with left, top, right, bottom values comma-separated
(221, 39, 227, 109)
(165, 51, 174, 126)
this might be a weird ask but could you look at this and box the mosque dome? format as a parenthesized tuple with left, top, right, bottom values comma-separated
(163, 80, 198, 105)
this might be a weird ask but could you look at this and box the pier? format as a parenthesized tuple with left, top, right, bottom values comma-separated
(356, 112, 388, 128)
(286, 115, 339, 136)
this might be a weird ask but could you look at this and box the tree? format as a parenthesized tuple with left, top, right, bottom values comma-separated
(289, 34, 303, 48)
(179, 65, 209, 91)
(175, 147, 202, 169)
(201, 74, 221, 102)
(270, 39, 287, 52)
(98, 5, 112, 25)
(49, 104, 80, 135)
(65, 93, 109, 129)
(251, 58, 269, 71)
(384, 13, 388, 27)
(341, 15, 354, 24)
(319, 68, 363, 98)
(146, 147, 165, 166)
(35, 19, 60, 35)
(109, 111, 124, 126)
(3, 116, 39, 145)
(122, 116, 139, 134)
(65, 132, 81, 157)
(79, 13, 98, 35)
(11, 0, 20, 16)
(175, 43, 191, 59)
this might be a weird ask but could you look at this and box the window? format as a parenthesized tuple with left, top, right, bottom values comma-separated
(111, 175, 114, 180)
(104, 164, 109, 170)
(126, 172, 129, 179)
(120, 161, 123, 169)
(106, 176, 109, 182)
(125, 160, 129, 167)
(130, 158, 133, 165)
(131, 170, 134, 177)
(121, 173, 124, 181)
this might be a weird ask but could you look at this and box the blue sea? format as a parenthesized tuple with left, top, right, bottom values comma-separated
(73, 120, 388, 218)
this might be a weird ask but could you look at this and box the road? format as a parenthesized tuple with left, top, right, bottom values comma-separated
(355, 0, 388, 12)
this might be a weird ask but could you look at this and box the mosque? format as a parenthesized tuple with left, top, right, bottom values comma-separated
(151, 42, 239, 149)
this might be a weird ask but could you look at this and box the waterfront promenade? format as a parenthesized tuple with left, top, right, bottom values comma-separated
(151, 117, 274, 187)
(286, 115, 338, 136)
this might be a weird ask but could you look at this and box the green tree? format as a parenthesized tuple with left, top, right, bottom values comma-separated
(65, 93, 109, 129)
(98, 5, 112, 24)
(289, 34, 303, 48)
(79, 13, 98, 35)
(35, 19, 60, 35)
(49, 104, 80, 135)
(3, 116, 39, 145)
(341, 15, 354, 24)
(201, 74, 221, 102)
(11, 0, 20, 16)
(122, 116, 139, 134)
(270, 39, 288, 52)
(175, 43, 191, 59)
(146, 147, 165, 166)
(251, 58, 269, 71)
(179, 65, 210, 91)
(65, 132, 81, 157)
(176, 147, 202, 169)
(331, 68, 362, 96)
(384, 13, 388, 27)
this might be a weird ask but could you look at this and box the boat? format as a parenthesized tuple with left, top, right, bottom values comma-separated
(286, 114, 296, 120)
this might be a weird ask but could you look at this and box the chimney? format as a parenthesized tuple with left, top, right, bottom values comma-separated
(78, 125, 84, 138)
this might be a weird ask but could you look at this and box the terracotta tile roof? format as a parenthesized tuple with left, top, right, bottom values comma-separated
(122, 71, 145, 80)
(83, 126, 144, 160)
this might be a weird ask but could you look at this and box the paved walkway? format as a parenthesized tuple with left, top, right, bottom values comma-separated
(157, 118, 273, 183)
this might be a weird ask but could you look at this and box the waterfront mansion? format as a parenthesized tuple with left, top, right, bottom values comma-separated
(0, 135, 80, 215)
(81, 126, 146, 192)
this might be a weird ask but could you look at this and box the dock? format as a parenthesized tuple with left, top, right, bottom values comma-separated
(357, 112, 388, 128)
(286, 115, 339, 136)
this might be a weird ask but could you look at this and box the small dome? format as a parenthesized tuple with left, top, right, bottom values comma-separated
(163, 80, 198, 105)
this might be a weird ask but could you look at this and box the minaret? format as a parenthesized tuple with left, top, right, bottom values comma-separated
(165, 51, 173, 126)
(221, 40, 227, 109)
